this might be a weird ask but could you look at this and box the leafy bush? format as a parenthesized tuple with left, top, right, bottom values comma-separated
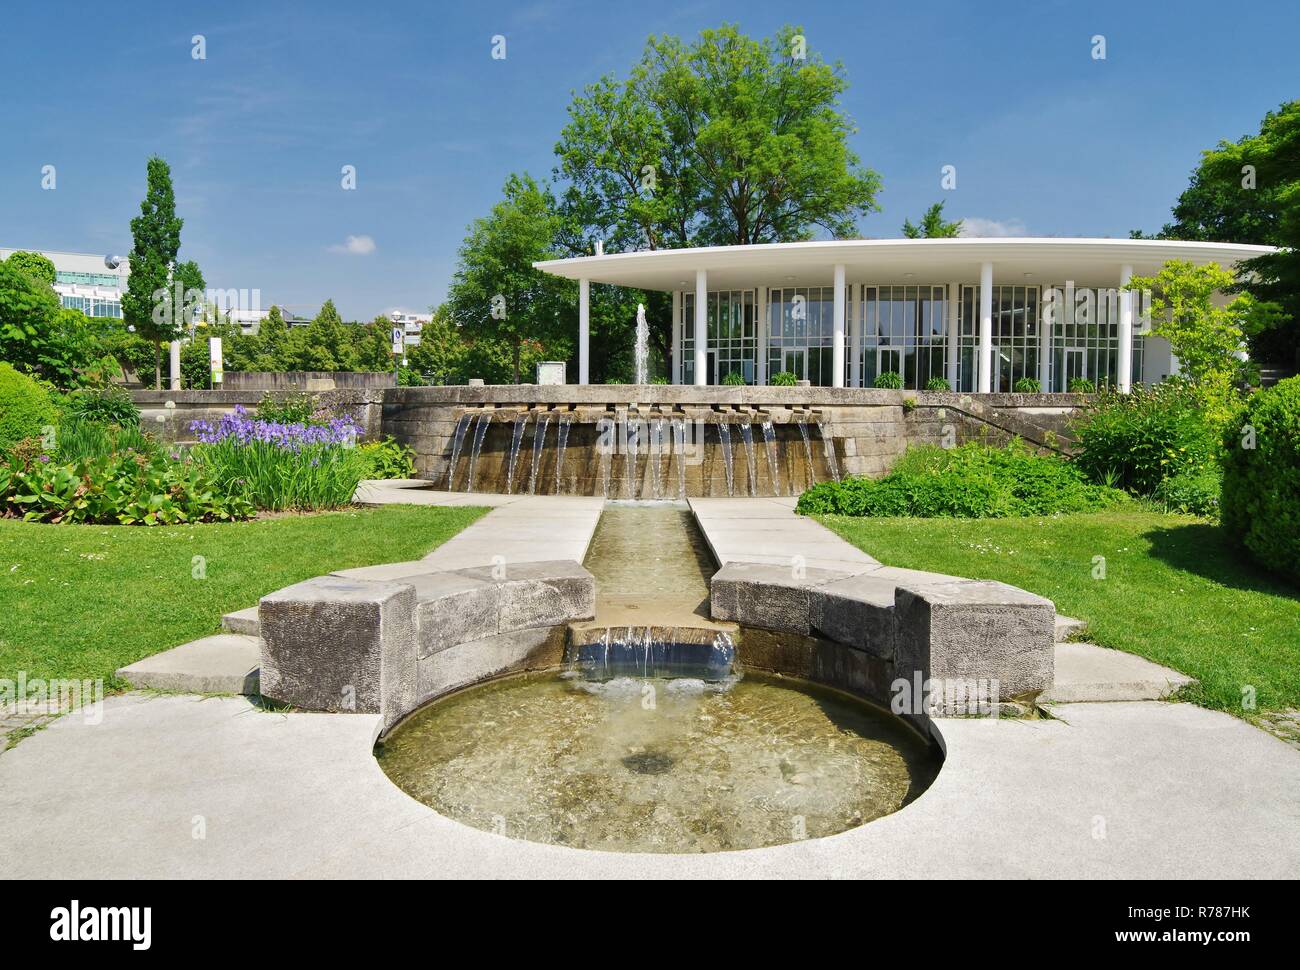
(924, 376, 951, 391)
(1220, 377, 1300, 582)
(1072, 381, 1219, 495)
(796, 441, 1128, 518)
(770, 371, 797, 386)
(0, 363, 57, 450)
(0, 450, 252, 525)
(721, 371, 746, 386)
(63, 385, 140, 427)
(190, 406, 366, 510)
(650, 376, 669, 385)
(1068, 377, 1096, 393)
(1153, 467, 1221, 517)
(54, 414, 163, 464)
(356, 436, 416, 479)
(255, 391, 316, 425)
(874, 370, 903, 389)
(1014, 377, 1041, 393)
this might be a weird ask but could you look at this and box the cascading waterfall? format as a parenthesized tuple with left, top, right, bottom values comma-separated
(465, 412, 491, 492)
(796, 419, 816, 488)
(598, 418, 613, 498)
(760, 420, 781, 496)
(571, 627, 738, 683)
(716, 422, 735, 496)
(817, 420, 841, 483)
(553, 417, 571, 493)
(625, 417, 641, 499)
(634, 304, 650, 385)
(672, 418, 687, 500)
(504, 412, 529, 494)
(738, 421, 758, 497)
(445, 413, 473, 489)
(649, 418, 665, 500)
(528, 413, 551, 494)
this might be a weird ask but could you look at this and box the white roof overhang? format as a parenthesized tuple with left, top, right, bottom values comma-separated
(534, 237, 1278, 292)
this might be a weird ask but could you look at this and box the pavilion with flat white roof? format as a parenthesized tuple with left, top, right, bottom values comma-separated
(535, 237, 1274, 393)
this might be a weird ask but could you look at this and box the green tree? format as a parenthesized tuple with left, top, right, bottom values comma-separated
(1128, 260, 1282, 424)
(0, 257, 99, 385)
(902, 201, 963, 238)
(120, 156, 185, 388)
(254, 305, 289, 368)
(447, 174, 574, 383)
(4, 251, 57, 287)
(1138, 101, 1299, 364)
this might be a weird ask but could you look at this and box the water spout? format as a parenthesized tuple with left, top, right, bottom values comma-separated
(505, 412, 529, 494)
(760, 420, 781, 496)
(672, 418, 687, 500)
(598, 418, 614, 498)
(634, 304, 649, 385)
(817, 420, 841, 483)
(796, 419, 816, 489)
(738, 421, 758, 497)
(445, 413, 473, 490)
(465, 412, 492, 492)
(554, 417, 571, 494)
(528, 413, 551, 494)
(716, 421, 735, 496)
(625, 417, 641, 499)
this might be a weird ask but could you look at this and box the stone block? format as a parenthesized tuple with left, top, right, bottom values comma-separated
(811, 573, 898, 659)
(258, 576, 417, 724)
(452, 560, 594, 633)
(893, 579, 1055, 704)
(414, 627, 566, 707)
(406, 571, 500, 658)
(709, 561, 850, 635)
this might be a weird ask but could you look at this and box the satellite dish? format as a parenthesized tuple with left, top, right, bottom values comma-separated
(105, 254, 122, 270)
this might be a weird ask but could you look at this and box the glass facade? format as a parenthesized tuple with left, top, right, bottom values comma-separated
(672, 281, 1146, 391)
(60, 294, 123, 318)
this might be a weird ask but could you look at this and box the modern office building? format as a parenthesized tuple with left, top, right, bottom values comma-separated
(536, 237, 1276, 392)
(1, 247, 129, 320)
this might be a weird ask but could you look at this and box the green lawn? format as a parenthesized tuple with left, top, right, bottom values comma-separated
(0, 505, 487, 687)
(817, 510, 1300, 717)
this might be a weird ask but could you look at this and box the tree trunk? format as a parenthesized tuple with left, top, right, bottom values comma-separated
(153, 341, 162, 390)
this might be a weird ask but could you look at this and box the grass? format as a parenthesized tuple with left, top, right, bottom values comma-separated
(817, 510, 1300, 718)
(0, 505, 487, 688)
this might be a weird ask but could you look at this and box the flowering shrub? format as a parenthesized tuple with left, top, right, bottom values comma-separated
(190, 406, 367, 510)
(356, 436, 417, 479)
(0, 448, 252, 525)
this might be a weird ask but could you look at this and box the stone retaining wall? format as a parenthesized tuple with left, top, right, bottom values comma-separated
(130, 389, 385, 443)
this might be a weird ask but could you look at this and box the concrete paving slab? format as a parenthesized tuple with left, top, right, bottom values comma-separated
(117, 635, 261, 695)
(221, 606, 260, 636)
(689, 497, 877, 573)
(1042, 642, 1195, 703)
(421, 496, 604, 570)
(1055, 614, 1087, 640)
(0, 693, 1295, 878)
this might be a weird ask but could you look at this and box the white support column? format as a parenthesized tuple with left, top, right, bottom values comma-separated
(169, 340, 181, 391)
(671, 290, 682, 385)
(946, 281, 960, 390)
(694, 269, 708, 386)
(978, 261, 993, 393)
(578, 278, 590, 385)
(849, 283, 862, 387)
(756, 286, 769, 385)
(1118, 264, 1134, 393)
(832, 264, 846, 388)
(1038, 284, 1052, 390)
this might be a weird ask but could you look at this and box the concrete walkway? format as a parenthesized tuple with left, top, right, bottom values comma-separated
(690, 497, 879, 573)
(1, 691, 1295, 878)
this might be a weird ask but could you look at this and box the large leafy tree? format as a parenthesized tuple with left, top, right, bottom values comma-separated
(0, 257, 97, 385)
(120, 156, 185, 388)
(902, 202, 963, 239)
(447, 173, 574, 383)
(1138, 101, 1299, 364)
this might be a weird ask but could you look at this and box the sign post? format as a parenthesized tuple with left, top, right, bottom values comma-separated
(209, 337, 224, 388)
(391, 326, 403, 386)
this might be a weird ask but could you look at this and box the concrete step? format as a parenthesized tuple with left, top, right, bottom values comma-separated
(221, 606, 260, 636)
(1054, 614, 1087, 640)
(116, 634, 261, 696)
(1041, 642, 1194, 704)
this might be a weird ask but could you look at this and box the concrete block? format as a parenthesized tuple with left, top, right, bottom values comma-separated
(220, 606, 260, 636)
(117, 634, 261, 695)
(811, 573, 898, 659)
(258, 576, 417, 724)
(452, 560, 594, 632)
(407, 571, 499, 658)
(414, 627, 566, 708)
(893, 579, 1055, 704)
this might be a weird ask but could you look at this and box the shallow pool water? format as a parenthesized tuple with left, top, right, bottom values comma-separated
(377, 669, 940, 853)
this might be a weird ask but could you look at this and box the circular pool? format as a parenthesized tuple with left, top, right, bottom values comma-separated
(377, 669, 940, 853)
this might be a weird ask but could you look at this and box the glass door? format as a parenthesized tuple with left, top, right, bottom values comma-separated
(876, 347, 903, 381)
(1064, 347, 1087, 389)
(781, 348, 807, 381)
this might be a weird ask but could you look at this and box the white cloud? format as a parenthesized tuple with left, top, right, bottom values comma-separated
(329, 234, 376, 255)
(958, 217, 1028, 238)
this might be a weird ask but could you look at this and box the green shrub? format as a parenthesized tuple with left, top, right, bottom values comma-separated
(64, 385, 140, 427)
(356, 436, 417, 479)
(924, 376, 951, 391)
(770, 371, 797, 386)
(1014, 377, 1041, 393)
(1072, 381, 1219, 495)
(0, 363, 57, 451)
(0, 450, 253, 525)
(650, 376, 669, 385)
(255, 391, 316, 425)
(796, 441, 1128, 518)
(1068, 377, 1097, 393)
(874, 370, 903, 389)
(1220, 377, 1300, 582)
(54, 414, 163, 464)
(1153, 467, 1222, 517)
(721, 372, 746, 386)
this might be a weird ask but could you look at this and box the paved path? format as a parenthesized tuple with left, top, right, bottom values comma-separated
(0, 692, 1294, 878)
(689, 497, 879, 573)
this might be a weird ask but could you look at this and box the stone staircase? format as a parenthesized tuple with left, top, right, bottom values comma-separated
(1040, 615, 1194, 704)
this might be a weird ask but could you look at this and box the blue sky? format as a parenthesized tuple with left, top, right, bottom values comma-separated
(1, 0, 1295, 320)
